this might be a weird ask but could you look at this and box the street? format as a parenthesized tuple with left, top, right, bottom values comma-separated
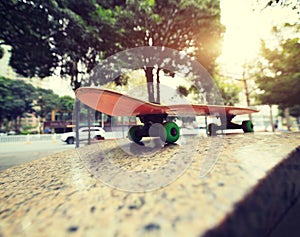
(0, 141, 75, 171)
(0, 128, 205, 172)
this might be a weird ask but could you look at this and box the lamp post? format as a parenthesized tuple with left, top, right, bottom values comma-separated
(38, 95, 44, 134)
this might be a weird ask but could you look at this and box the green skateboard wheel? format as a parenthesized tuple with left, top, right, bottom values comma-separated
(241, 120, 254, 133)
(128, 125, 143, 142)
(163, 122, 180, 143)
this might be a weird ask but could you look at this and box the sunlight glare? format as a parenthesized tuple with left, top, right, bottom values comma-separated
(218, 0, 299, 76)
(219, 0, 264, 73)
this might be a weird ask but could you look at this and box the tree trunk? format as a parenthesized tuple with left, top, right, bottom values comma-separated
(14, 118, 18, 132)
(19, 116, 22, 132)
(269, 104, 275, 132)
(145, 67, 155, 103)
(284, 107, 291, 131)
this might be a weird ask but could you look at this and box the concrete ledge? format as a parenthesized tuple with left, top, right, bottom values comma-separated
(0, 132, 299, 236)
(203, 146, 300, 237)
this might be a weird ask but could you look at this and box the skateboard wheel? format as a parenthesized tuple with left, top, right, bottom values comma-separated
(163, 122, 180, 143)
(149, 123, 167, 142)
(128, 126, 143, 142)
(207, 123, 218, 136)
(241, 120, 254, 133)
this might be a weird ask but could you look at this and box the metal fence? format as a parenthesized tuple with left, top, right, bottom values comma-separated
(0, 134, 61, 144)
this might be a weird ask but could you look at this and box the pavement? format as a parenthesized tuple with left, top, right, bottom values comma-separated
(0, 132, 299, 237)
(0, 141, 75, 171)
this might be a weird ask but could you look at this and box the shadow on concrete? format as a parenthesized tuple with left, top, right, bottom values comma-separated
(203, 146, 300, 237)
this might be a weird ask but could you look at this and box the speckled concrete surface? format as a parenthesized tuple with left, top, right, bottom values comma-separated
(0, 132, 299, 237)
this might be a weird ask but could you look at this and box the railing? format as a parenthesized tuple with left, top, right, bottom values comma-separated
(0, 134, 61, 144)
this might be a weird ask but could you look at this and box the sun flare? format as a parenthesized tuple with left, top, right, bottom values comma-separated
(218, 0, 298, 76)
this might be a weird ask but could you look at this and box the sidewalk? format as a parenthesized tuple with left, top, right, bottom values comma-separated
(0, 132, 299, 237)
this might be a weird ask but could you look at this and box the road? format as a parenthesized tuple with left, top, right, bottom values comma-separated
(0, 130, 128, 172)
(0, 129, 205, 172)
(0, 141, 75, 171)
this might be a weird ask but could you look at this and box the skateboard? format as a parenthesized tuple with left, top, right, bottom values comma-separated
(75, 87, 259, 143)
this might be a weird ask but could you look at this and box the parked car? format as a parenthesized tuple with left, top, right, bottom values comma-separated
(7, 130, 17, 135)
(0, 129, 7, 136)
(61, 127, 106, 144)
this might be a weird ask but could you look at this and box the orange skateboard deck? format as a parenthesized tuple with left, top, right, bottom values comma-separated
(75, 87, 258, 117)
(75, 87, 259, 142)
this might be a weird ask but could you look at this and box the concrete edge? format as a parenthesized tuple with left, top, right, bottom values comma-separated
(202, 146, 300, 237)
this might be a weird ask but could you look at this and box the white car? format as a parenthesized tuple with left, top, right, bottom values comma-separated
(0, 129, 7, 136)
(61, 127, 106, 144)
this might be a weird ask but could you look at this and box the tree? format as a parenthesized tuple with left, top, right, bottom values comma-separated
(257, 37, 300, 107)
(256, 24, 299, 131)
(97, 0, 224, 102)
(0, 0, 117, 89)
(0, 77, 11, 127)
(214, 76, 241, 106)
(56, 95, 75, 121)
(289, 105, 300, 125)
(34, 88, 60, 122)
(1, 0, 223, 101)
(58, 96, 74, 113)
(0, 77, 36, 130)
(1, 0, 120, 143)
(0, 76, 76, 131)
(0, 0, 61, 78)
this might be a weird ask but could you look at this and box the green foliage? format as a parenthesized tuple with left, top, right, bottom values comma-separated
(58, 95, 75, 112)
(214, 76, 241, 106)
(289, 105, 300, 118)
(116, 0, 223, 73)
(0, 0, 115, 89)
(177, 76, 241, 106)
(34, 88, 60, 119)
(0, 1, 61, 78)
(257, 36, 300, 107)
(42, 0, 225, 102)
(1, 0, 223, 109)
(0, 0, 223, 101)
(100, 0, 224, 102)
(0, 76, 74, 127)
(0, 76, 35, 123)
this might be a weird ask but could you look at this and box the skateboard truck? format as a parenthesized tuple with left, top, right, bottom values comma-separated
(207, 113, 254, 136)
(128, 114, 180, 144)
